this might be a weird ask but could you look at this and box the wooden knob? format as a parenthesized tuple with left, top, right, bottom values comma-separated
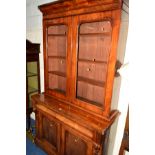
(93, 59, 95, 62)
(60, 60, 63, 64)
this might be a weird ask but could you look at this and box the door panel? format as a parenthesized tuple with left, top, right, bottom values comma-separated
(62, 126, 93, 155)
(42, 116, 57, 147)
(65, 131, 87, 155)
(41, 115, 60, 154)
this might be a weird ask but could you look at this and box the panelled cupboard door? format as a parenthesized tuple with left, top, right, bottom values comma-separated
(39, 113, 61, 154)
(43, 17, 72, 101)
(71, 10, 121, 117)
(61, 126, 93, 155)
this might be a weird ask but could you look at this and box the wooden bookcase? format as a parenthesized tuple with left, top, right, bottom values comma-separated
(32, 0, 122, 154)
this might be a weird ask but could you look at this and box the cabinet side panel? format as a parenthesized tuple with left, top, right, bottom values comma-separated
(103, 9, 121, 116)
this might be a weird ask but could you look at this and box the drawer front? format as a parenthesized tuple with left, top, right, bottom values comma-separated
(78, 61, 107, 82)
(80, 20, 112, 34)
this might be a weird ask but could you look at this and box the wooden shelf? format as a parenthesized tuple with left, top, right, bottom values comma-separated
(78, 59, 107, 64)
(48, 71, 66, 77)
(79, 32, 111, 36)
(77, 96, 102, 107)
(27, 72, 38, 77)
(48, 34, 66, 36)
(78, 76, 105, 87)
(49, 88, 66, 94)
(28, 86, 38, 94)
(48, 56, 66, 59)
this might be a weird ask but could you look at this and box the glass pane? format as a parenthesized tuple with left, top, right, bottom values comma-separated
(76, 20, 112, 107)
(27, 61, 39, 108)
(47, 25, 67, 94)
(27, 61, 38, 76)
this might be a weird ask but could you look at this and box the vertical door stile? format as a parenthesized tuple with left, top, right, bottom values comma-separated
(70, 16, 79, 103)
(66, 17, 72, 102)
(43, 20, 48, 94)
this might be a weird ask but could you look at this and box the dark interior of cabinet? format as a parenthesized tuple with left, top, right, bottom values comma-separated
(47, 25, 67, 94)
(76, 20, 112, 107)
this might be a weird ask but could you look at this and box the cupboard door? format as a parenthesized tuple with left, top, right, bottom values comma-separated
(41, 115, 60, 154)
(76, 20, 111, 107)
(44, 17, 72, 101)
(62, 126, 93, 155)
(71, 11, 120, 117)
(47, 24, 67, 95)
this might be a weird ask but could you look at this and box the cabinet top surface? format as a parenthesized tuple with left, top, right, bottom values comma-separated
(32, 94, 119, 133)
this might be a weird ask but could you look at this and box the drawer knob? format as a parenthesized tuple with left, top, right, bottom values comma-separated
(60, 60, 63, 64)
(50, 124, 53, 127)
(93, 59, 95, 62)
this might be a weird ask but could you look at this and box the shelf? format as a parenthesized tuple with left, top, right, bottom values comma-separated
(28, 87, 38, 94)
(79, 32, 111, 36)
(48, 34, 66, 37)
(77, 96, 102, 107)
(78, 76, 105, 87)
(48, 88, 66, 94)
(27, 72, 38, 77)
(78, 59, 107, 64)
(48, 71, 66, 77)
(48, 56, 66, 59)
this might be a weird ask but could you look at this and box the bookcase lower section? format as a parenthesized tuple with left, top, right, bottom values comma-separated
(33, 102, 110, 155)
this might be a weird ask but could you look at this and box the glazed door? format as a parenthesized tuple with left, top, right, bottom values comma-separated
(71, 11, 120, 117)
(43, 17, 72, 101)
(61, 125, 93, 155)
